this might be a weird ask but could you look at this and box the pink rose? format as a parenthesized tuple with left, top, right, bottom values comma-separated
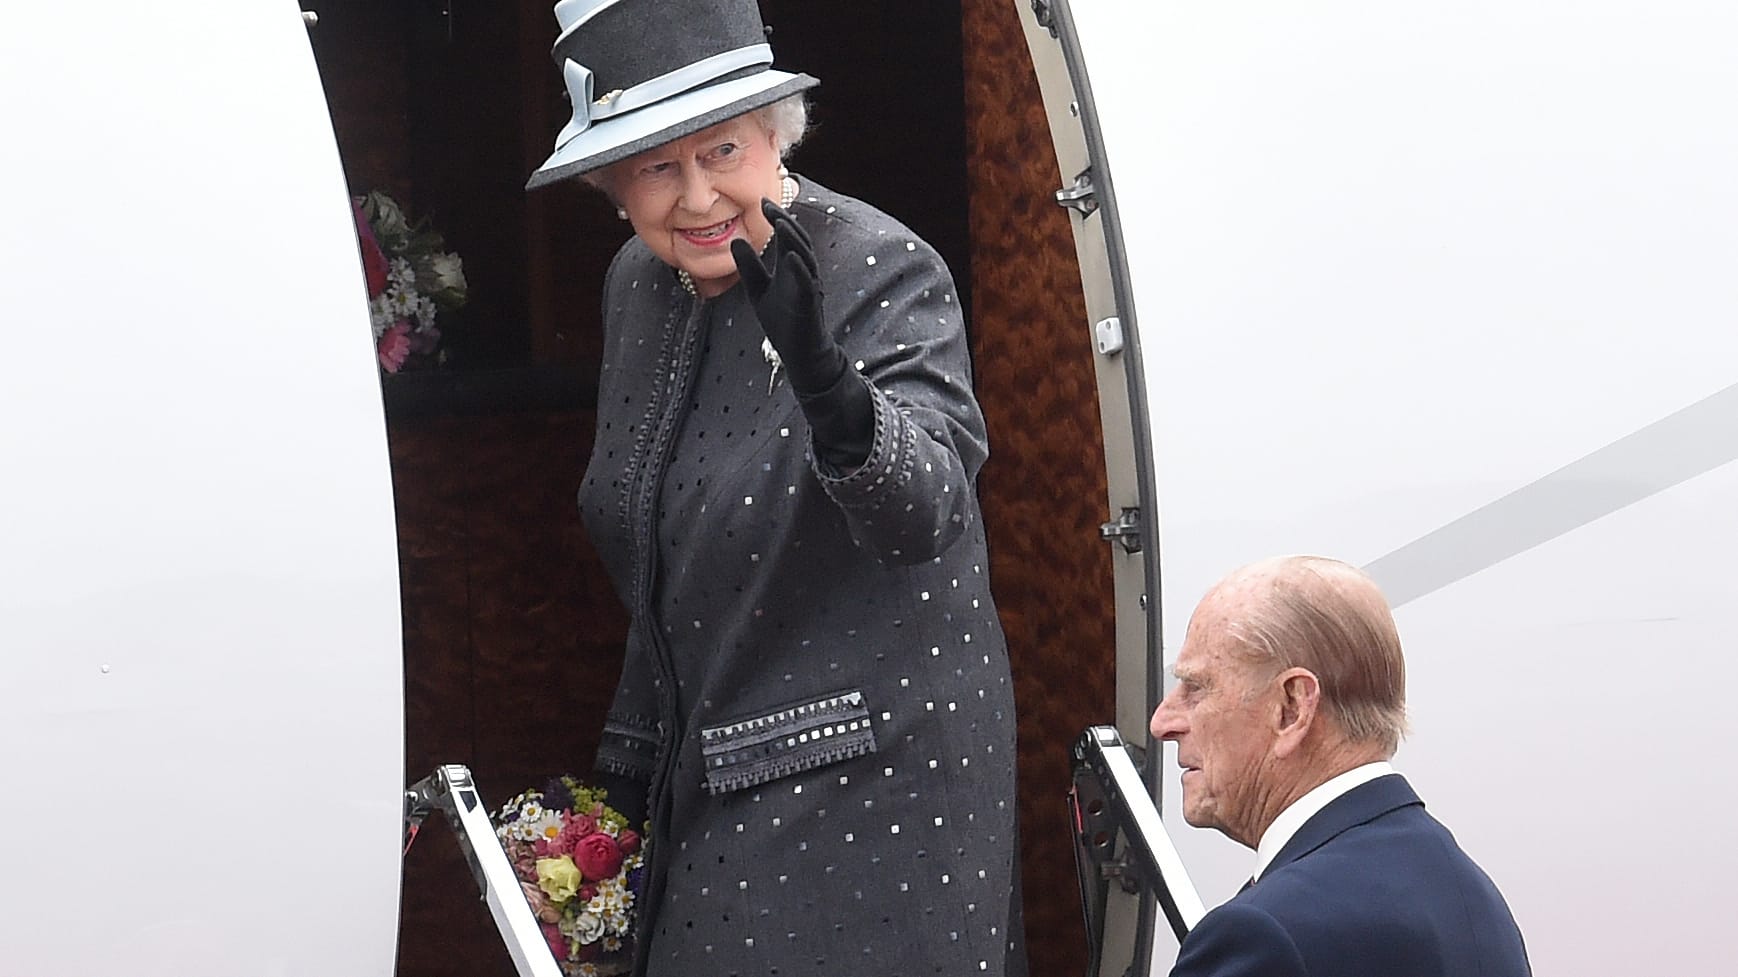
(617, 828, 641, 855)
(377, 321, 412, 372)
(563, 813, 598, 839)
(574, 832, 624, 881)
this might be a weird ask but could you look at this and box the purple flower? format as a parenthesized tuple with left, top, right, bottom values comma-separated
(408, 325, 441, 356)
(541, 778, 575, 812)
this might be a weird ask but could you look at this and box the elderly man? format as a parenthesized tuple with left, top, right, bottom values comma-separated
(1149, 556, 1530, 977)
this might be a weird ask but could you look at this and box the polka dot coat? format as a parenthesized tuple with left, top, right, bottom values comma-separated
(579, 177, 1023, 977)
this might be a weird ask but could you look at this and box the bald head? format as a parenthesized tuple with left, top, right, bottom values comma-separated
(1208, 556, 1409, 755)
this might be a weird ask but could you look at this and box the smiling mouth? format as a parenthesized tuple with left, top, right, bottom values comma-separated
(678, 217, 737, 247)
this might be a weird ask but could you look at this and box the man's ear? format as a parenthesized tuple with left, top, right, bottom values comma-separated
(1272, 667, 1321, 758)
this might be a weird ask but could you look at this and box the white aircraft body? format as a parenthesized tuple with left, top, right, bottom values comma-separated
(1, 4, 403, 974)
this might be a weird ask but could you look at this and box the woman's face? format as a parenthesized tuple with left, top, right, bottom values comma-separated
(607, 116, 784, 298)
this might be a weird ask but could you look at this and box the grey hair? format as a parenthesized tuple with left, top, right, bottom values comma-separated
(1225, 556, 1409, 755)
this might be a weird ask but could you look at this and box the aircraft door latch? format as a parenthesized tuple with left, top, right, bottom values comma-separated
(1056, 168, 1100, 218)
(1099, 507, 1143, 554)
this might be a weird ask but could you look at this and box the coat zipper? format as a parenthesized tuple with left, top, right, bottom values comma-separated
(624, 290, 707, 976)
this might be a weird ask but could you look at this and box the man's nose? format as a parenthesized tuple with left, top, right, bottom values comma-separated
(1149, 691, 1184, 741)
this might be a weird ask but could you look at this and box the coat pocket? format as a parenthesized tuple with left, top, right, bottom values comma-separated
(699, 688, 877, 796)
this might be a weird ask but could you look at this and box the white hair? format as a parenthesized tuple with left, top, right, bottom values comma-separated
(752, 92, 811, 158)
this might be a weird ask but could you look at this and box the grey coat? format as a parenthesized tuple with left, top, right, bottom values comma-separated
(580, 177, 1021, 977)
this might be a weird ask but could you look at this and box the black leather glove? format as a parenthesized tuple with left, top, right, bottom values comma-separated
(733, 198, 873, 469)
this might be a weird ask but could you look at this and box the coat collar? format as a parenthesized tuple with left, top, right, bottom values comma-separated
(1263, 773, 1422, 875)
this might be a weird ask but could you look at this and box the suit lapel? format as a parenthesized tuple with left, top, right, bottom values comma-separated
(1265, 774, 1423, 875)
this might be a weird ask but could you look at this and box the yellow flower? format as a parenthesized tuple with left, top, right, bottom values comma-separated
(535, 855, 583, 904)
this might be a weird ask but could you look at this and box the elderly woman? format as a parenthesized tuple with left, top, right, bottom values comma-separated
(528, 2, 1023, 976)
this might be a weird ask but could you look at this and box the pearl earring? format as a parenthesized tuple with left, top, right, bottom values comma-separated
(616, 207, 628, 220)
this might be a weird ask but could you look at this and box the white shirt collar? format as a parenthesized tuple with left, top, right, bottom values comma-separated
(1252, 761, 1394, 881)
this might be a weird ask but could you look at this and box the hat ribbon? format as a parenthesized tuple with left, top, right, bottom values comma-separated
(554, 43, 774, 152)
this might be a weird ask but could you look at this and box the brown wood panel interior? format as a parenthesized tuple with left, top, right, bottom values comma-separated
(394, 410, 628, 977)
(962, 3, 1118, 975)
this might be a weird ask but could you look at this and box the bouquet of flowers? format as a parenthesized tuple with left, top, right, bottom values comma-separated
(494, 775, 645, 977)
(351, 190, 468, 373)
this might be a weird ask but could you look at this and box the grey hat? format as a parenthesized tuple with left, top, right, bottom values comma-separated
(526, 0, 819, 190)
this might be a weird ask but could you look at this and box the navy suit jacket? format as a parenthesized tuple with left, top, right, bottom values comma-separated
(1170, 774, 1530, 977)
